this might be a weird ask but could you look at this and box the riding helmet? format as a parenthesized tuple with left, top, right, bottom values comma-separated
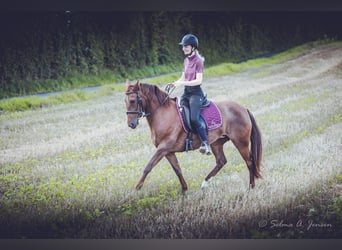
(179, 34, 199, 49)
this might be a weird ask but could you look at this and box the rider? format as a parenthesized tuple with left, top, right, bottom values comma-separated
(171, 34, 212, 155)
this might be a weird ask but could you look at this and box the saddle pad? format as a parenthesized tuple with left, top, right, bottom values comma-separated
(201, 101, 223, 130)
(176, 98, 222, 132)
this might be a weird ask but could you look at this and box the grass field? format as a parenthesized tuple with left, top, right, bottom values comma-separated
(0, 42, 341, 238)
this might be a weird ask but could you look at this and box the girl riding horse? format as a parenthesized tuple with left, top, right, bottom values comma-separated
(171, 34, 211, 155)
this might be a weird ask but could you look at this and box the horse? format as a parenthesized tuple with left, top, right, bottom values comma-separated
(124, 80, 262, 192)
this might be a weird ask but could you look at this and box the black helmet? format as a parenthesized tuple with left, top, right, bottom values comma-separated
(179, 34, 199, 48)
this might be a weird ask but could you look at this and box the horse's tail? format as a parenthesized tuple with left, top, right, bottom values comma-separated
(247, 109, 262, 179)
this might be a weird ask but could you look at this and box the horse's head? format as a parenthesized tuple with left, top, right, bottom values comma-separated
(125, 79, 144, 129)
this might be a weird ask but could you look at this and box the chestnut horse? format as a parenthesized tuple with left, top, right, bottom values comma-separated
(125, 80, 262, 192)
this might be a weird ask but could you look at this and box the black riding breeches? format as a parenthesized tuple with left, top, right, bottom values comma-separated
(181, 86, 208, 142)
(181, 94, 203, 129)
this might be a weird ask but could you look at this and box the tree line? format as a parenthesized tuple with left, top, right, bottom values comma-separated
(0, 11, 340, 98)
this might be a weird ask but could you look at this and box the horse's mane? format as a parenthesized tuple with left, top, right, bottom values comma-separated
(140, 83, 175, 105)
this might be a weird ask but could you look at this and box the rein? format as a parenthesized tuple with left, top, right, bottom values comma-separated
(164, 83, 175, 103)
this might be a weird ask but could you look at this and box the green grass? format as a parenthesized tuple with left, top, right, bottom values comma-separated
(0, 84, 127, 113)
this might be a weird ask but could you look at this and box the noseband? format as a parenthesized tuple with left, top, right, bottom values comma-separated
(125, 90, 149, 119)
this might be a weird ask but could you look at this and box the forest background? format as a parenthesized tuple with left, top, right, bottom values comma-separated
(0, 11, 341, 99)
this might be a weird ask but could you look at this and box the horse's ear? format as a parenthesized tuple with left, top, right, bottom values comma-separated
(126, 79, 131, 87)
(135, 80, 140, 89)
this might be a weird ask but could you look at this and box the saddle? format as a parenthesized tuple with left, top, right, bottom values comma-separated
(181, 94, 210, 133)
(176, 95, 222, 152)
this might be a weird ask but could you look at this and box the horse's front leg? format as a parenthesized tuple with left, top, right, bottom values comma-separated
(136, 148, 167, 190)
(165, 152, 188, 192)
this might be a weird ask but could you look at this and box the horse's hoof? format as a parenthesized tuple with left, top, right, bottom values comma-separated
(201, 180, 209, 189)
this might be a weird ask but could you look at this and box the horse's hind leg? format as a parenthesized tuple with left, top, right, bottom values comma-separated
(165, 153, 188, 192)
(202, 139, 227, 188)
(232, 139, 255, 188)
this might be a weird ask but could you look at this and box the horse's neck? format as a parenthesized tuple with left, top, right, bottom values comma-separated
(144, 94, 173, 112)
(145, 98, 177, 146)
(144, 97, 175, 123)
(144, 97, 159, 115)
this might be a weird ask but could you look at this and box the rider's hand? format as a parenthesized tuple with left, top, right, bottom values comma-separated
(165, 83, 176, 93)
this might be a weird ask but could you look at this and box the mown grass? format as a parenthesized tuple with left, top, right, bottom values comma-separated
(0, 41, 341, 238)
(249, 175, 342, 239)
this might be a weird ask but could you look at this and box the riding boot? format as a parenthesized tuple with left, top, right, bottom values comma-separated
(200, 141, 212, 155)
(195, 125, 212, 155)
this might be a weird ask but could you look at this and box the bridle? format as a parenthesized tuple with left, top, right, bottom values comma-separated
(125, 84, 175, 121)
(125, 90, 149, 120)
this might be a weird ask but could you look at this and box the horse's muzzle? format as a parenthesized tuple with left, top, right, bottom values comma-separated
(128, 122, 137, 129)
(128, 119, 139, 129)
